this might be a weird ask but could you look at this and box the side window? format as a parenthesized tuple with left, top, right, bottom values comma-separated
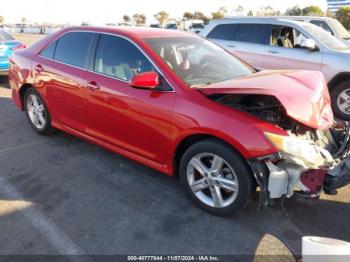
(40, 40, 57, 59)
(270, 25, 308, 49)
(207, 24, 237, 41)
(234, 24, 270, 44)
(54, 32, 95, 68)
(94, 34, 155, 81)
(310, 20, 333, 35)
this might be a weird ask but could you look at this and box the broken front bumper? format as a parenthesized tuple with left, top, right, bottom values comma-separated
(248, 153, 350, 206)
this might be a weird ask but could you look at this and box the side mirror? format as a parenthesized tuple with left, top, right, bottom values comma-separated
(130, 71, 159, 90)
(254, 234, 297, 262)
(301, 39, 317, 50)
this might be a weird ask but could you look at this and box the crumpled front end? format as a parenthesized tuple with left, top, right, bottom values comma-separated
(209, 91, 350, 206)
(259, 124, 350, 202)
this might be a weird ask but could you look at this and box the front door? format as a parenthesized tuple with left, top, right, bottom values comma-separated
(83, 34, 176, 164)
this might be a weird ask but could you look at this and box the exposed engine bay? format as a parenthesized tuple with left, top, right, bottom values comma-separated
(210, 93, 350, 204)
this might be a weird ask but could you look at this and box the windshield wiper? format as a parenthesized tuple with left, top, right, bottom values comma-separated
(190, 82, 214, 88)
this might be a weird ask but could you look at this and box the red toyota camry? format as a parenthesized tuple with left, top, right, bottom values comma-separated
(9, 27, 350, 216)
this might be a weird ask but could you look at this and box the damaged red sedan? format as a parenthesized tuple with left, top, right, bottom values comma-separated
(9, 27, 350, 216)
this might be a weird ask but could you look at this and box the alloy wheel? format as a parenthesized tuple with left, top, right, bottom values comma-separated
(337, 88, 350, 115)
(26, 94, 46, 129)
(186, 153, 239, 208)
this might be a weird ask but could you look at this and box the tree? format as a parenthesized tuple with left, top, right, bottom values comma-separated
(0, 16, 4, 24)
(302, 5, 323, 16)
(336, 6, 350, 29)
(285, 6, 303, 16)
(233, 5, 244, 16)
(21, 17, 27, 24)
(154, 11, 169, 27)
(123, 15, 131, 23)
(183, 12, 194, 20)
(212, 6, 228, 20)
(133, 13, 146, 26)
(193, 11, 209, 24)
(257, 6, 280, 16)
(247, 10, 254, 16)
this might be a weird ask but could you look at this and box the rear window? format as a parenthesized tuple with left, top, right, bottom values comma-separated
(0, 31, 15, 41)
(207, 24, 237, 41)
(40, 40, 57, 59)
(54, 32, 95, 68)
(234, 24, 271, 44)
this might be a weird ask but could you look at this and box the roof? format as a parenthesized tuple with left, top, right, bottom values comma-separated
(220, 16, 335, 21)
(209, 17, 309, 27)
(61, 26, 192, 39)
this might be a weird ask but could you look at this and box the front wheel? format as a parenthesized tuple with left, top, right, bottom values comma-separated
(331, 80, 350, 120)
(24, 88, 54, 135)
(179, 139, 254, 216)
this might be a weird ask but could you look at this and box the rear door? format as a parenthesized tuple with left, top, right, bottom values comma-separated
(35, 32, 97, 132)
(262, 24, 322, 71)
(206, 23, 270, 69)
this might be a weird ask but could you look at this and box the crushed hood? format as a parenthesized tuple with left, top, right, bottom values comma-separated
(197, 70, 334, 130)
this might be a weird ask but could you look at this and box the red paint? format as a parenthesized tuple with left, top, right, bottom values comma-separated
(8, 26, 333, 176)
(130, 71, 159, 89)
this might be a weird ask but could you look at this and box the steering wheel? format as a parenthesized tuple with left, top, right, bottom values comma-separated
(183, 58, 213, 83)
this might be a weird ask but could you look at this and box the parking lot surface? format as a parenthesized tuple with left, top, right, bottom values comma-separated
(0, 34, 349, 256)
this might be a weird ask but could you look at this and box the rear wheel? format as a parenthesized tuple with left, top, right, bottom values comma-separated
(331, 80, 350, 120)
(179, 139, 253, 216)
(24, 88, 54, 135)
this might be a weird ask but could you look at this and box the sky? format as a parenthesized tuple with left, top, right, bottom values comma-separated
(0, 0, 328, 25)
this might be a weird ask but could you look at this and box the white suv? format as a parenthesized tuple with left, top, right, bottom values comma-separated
(200, 17, 350, 119)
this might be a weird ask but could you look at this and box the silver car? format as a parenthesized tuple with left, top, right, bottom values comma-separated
(282, 16, 350, 44)
(200, 18, 350, 119)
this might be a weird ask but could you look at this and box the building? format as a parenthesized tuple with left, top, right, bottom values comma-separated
(327, 0, 350, 13)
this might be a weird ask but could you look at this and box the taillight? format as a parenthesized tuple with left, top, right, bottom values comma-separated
(10, 43, 26, 51)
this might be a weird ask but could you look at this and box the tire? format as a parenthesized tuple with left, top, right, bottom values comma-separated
(179, 139, 254, 216)
(24, 87, 54, 135)
(331, 80, 350, 120)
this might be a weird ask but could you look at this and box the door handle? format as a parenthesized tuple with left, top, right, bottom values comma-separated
(34, 64, 43, 72)
(267, 50, 279, 54)
(86, 80, 100, 91)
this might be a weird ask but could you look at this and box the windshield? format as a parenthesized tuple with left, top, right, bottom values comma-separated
(302, 24, 349, 50)
(144, 36, 253, 87)
(0, 31, 15, 41)
(329, 19, 350, 39)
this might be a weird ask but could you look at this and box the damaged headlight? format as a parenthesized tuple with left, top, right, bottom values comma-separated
(264, 132, 333, 166)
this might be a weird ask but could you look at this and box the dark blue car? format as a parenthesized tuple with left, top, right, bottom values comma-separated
(0, 30, 25, 75)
